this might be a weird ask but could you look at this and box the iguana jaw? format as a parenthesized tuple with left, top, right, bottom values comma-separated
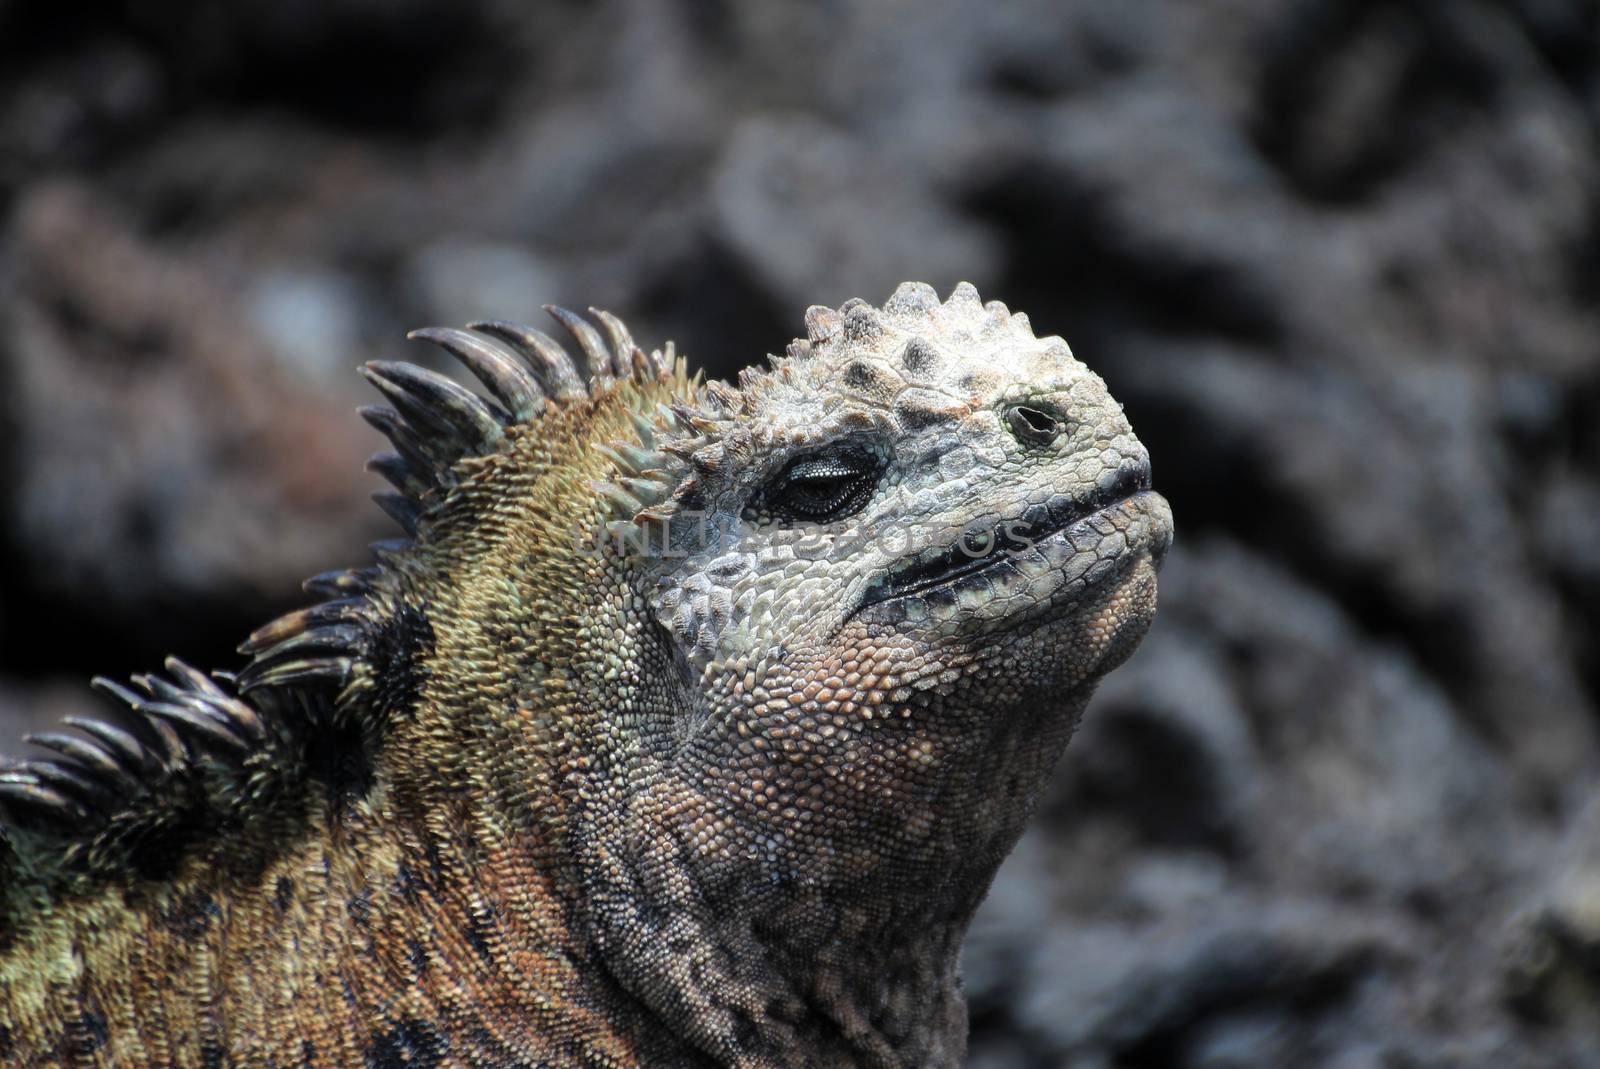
(856, 462, 1160, 616)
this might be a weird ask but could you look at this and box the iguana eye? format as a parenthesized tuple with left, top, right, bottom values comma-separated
(1004, 403, 1063, 447)
(749, 446, 885, 525)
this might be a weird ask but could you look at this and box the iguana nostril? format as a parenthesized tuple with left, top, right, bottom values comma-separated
(1005, 404, 1062, 447)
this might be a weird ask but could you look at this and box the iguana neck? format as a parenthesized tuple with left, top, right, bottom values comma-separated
(372, 790, 973, 1069)
(565, 688, 1091, 1069)
(563, 809, 973, 1068)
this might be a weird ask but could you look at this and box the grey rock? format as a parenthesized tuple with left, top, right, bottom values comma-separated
(709, 115, 1000, 310)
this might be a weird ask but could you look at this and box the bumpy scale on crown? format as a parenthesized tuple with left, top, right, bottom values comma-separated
(598, 282, 1079, 542)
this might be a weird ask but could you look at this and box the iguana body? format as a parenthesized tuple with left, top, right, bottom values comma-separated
(0, 282, 1172, 1068)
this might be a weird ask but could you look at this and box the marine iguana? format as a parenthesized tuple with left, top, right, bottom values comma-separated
(0, 281, 1172, 1068)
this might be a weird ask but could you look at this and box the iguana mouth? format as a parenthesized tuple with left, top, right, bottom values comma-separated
(860, 462, 1153, 611)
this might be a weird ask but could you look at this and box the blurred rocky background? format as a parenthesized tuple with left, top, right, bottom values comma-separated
(1, 0, 1597, 1064)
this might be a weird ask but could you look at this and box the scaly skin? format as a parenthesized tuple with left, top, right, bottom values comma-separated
(0, 281, 1172, 1068)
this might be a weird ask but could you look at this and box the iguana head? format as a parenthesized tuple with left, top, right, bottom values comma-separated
(589, 281, 1171, 907)
(471, 282, 1165, 1064)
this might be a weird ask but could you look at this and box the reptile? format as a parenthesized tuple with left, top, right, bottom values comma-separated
(0, 281, 1172, 1068)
